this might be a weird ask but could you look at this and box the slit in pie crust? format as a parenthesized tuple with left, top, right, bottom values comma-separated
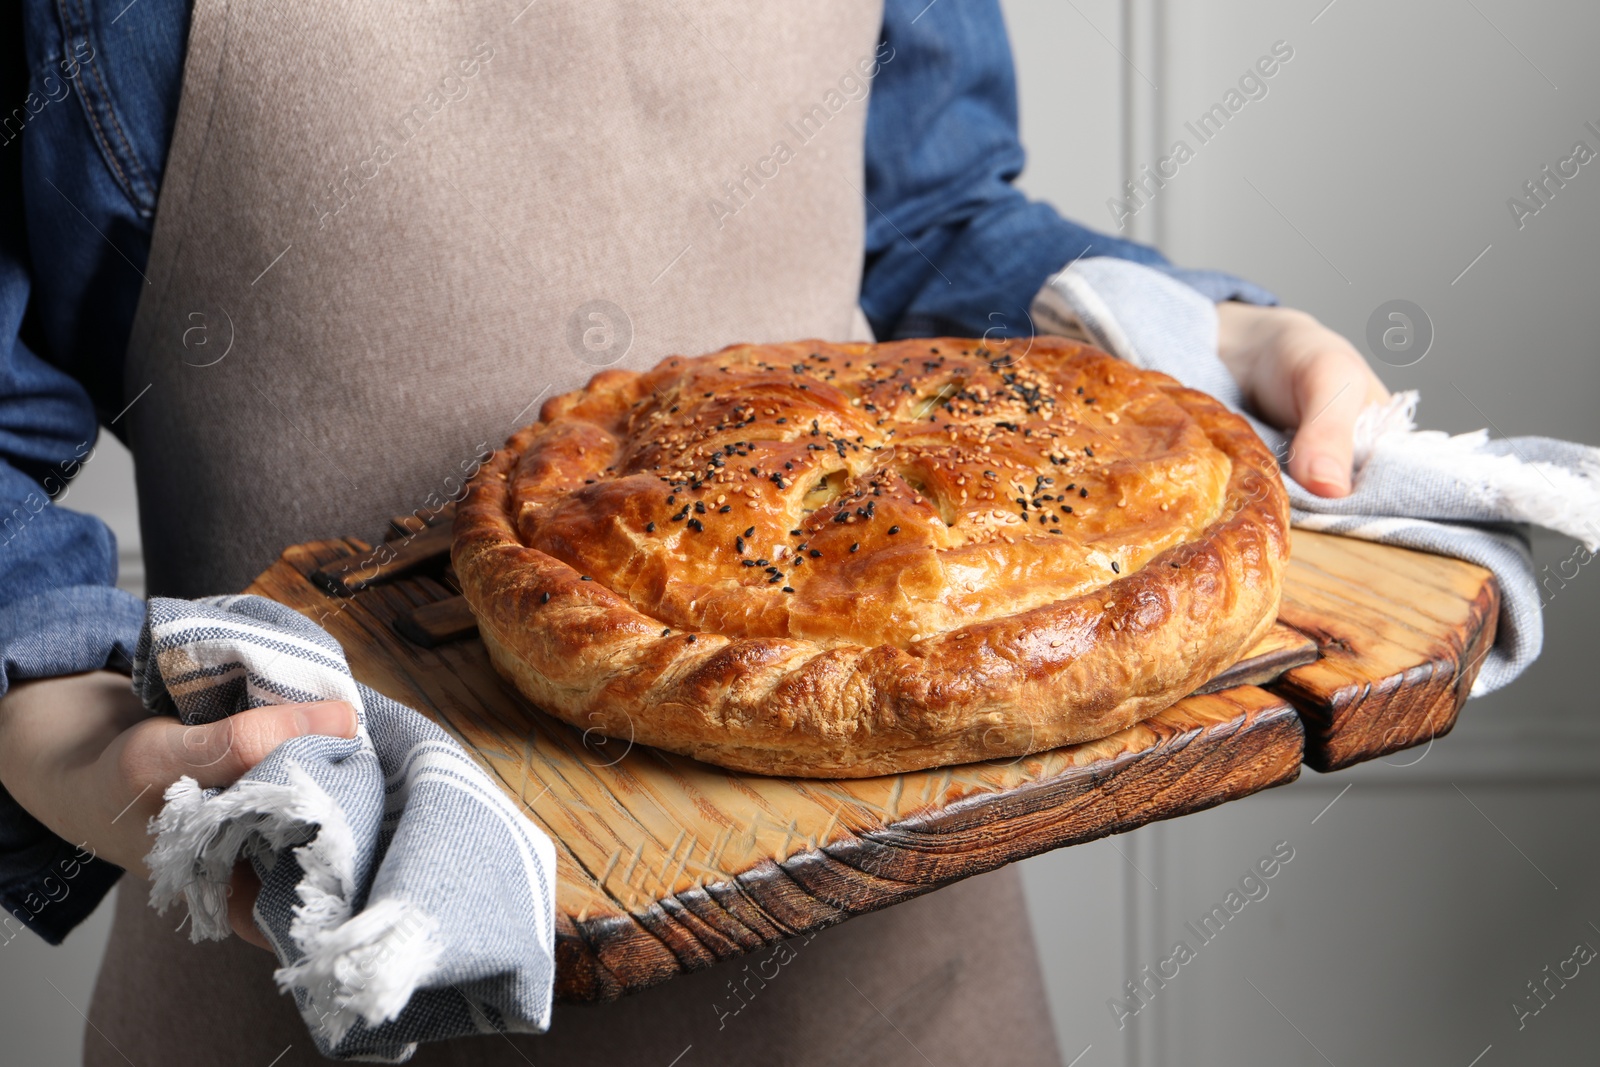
(453, 337, 1289, 778)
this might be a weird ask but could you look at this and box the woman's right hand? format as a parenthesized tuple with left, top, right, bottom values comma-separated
(0, 670, 356, 945)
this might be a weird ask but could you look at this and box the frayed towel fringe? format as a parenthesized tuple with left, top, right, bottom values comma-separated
(142, 761, 445, 1043)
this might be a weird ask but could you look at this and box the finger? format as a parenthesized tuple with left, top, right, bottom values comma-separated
(228, 862, 272, 950)
(162, 700, 358, 789)
(1286, 355, 1369, 497)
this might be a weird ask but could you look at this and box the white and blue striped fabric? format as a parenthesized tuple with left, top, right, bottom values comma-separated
(1039, 257, 1600, 695)
(134, 594, 557, 1062)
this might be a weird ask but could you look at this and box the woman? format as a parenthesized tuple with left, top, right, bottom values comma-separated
(0, 0, 1382, 1061)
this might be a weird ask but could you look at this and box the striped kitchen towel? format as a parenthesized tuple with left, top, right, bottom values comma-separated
(1036, 256, 1600, 695)
(135, 594, 556, 1062)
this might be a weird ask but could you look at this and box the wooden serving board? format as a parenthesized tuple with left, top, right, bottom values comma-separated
(246, 526, 1495, 1001)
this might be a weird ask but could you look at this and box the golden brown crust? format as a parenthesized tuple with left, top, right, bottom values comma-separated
(454, 337, 1289, 777)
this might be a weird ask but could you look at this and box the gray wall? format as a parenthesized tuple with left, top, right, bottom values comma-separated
(5, 1, 1598, 1063)
(1007, 1, 1600, 1064)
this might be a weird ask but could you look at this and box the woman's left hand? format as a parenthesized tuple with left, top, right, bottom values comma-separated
(1215, 302, 1390, 498)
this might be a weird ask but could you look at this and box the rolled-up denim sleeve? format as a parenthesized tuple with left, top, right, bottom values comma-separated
(861, 0, 1275, 342)
(0, 149, 141, 946)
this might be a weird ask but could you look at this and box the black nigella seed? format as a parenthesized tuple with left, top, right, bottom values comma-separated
(719, 505, 731, 513)
(1080, 488, 1089, 498)
(667, 495, 675, 505)
(749, 466, 760, 476)
(1085, 447, 1095, 457)
(661, 628, 670, 637)
(744, 526, 756, 537)
(736, 537, 746, 553)
(888, 526, 900, 535)
(645, 522, 656, 533)
(1111, 561, 1120, 573)
(790, 529, 802, 536)
(1065, 506, 1073, 514)
(580, 575, 592, 581)
(743, 560, 757, 567)
(782, 586, 795, 593)
(809, 549, 822, 558)
(850, 543, 859, 553)
(695, 501, 706, 514)
(687, 518, 703, 532)
(687, 635, 696, 643)
(755, 558, 768, 566)
(768, 574, 782, 583)
(540, 592, 550, 604)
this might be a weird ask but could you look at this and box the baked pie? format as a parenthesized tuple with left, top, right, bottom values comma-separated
(453, 337, 1288, 777)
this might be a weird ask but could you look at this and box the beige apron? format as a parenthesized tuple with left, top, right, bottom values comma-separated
(91, 0, 1061, 1061)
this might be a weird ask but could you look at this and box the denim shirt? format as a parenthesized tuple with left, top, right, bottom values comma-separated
(0, 0, 1272, 943)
